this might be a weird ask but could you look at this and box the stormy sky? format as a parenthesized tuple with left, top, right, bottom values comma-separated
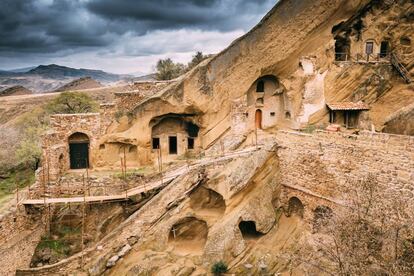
(0, 0, 276, 75)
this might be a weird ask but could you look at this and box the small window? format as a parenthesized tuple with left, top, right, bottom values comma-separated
(270, 112, 275, 116)
(99, 144, 105, 150)
(152, 138, 160, 150)
(256, 80, 265, 92)
(285, 111, 291, 119)
(187, 138, 194, 150)
(400, 36, 411, 46)
(365, 41, 374, 54)
(129, 145, 137, 153)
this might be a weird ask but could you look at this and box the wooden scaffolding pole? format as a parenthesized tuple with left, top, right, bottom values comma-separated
(158, 146, 163, 188)
(123, 146, 127, 180)
(81, 173, 86, 269)
(255, 125, 258, 149)
(15, 180, 19, 205)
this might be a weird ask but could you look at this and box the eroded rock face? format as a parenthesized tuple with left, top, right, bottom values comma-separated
(189, 186, 226, 215)
(168, 217, 208, 255)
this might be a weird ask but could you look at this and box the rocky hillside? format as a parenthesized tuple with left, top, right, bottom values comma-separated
(0, 64, 127, 93)
(54, 77, 103, 92)
(0, 85, 32, 97)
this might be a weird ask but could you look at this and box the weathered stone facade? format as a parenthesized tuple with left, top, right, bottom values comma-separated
(41, 113, 101, 180)
(277, 130, 414, 221)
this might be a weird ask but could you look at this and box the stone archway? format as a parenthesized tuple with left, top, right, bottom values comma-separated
(313, 205, 333, 232)
(68, 132, 90, 169)
(168, 217, 208, 255)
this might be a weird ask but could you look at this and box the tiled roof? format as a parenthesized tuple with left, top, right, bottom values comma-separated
(327, 101, 370, 111)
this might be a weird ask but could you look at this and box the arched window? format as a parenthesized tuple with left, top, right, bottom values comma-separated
(313, 205, 333, 232)
(256, 80, 265, 92)
(285, 111, 291, 119)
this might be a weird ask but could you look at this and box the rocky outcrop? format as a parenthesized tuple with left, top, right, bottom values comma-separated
(0, 85, 32, 97)
(54, 77, 103, 92)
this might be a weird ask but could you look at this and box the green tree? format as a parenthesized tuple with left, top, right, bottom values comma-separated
(155, 58, 186, 80)
(187, 51, 208, 70)
(45, 92, 98, 114)
(15, 132, 42, 170)
(14, 108, 49, 171)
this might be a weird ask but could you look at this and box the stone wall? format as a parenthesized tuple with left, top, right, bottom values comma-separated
(42, 114, 101, 180)
(114, 81, 172, 112)
(114, 92, 145, 112)
(276, 130, 414, 220)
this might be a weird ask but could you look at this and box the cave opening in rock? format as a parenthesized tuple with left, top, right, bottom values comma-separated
(334, 35, 351, 61)
(400, 36, 411, 46)
(256, 80, 265, 92)
(239, 221, 264, 240)
(287, 197, 304, 218)
(189, 186, 226, 216)
(168, 217, 208, 255)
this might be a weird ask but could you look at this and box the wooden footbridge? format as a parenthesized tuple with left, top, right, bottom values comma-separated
(22, 147, 260, 206)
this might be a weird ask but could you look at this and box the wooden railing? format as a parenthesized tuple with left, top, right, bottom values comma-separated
(390, 52, 412, 84)
(335, 52, 391, 63)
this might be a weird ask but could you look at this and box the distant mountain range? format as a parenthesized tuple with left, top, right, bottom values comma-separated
(0, 64, 131, 93)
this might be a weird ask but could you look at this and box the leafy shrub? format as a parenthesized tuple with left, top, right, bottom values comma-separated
(45, 91, 98, 114)
(211, 261, 228, 275)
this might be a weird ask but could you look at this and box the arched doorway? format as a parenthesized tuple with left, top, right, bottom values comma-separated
(68, 132, 90, 169)
(255, 109, 262, 129)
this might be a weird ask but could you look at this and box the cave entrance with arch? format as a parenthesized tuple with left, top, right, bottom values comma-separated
(68, 132, 90, 169)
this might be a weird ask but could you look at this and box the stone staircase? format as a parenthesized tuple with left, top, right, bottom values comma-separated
(391, 52, 412, 84)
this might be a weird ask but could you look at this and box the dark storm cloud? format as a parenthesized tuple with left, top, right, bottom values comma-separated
(0, 0, 111, 53)
(86, 0, 273, 33)
(0, 0, 275, 71)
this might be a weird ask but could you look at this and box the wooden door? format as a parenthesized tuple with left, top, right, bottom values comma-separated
(255, 109, 262, 129)
(69, 143, 89, 169)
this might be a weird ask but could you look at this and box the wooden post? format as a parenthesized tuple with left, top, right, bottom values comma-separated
(86, 159, 90, 196)
(46, 146, 50, 196)
(15, 180, 19, 205)
(158, 147, 163, 187)
(123, 147, 127, 181)
(42, 165, 48, 234)
(120, 157, 124, 181)
(255, 126, 258, 149)
(81, 173, 86, 269)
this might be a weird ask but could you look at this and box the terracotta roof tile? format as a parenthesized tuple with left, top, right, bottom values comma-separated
(327, 101, 370, 111)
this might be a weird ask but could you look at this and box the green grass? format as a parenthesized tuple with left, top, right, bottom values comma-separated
(57, 225, 81, 236)
(38, 236, 71, 255)
(301, 125, 317, 134)
(113, 167, 153, 179)
(0, 168, 35, 204)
